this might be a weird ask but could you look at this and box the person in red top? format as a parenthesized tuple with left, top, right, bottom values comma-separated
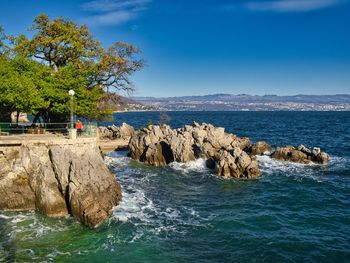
(76, 120, 83, 136)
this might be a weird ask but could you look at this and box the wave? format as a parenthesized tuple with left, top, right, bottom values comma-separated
(256, 154, 350, 183)
(106, 154, 205, 242)
(111, 188, 155, 223)
(105, 150, 130, 168)
(256, 155, 326, 182)
(169, 158, 209, 174)
(0, 212, 73, 242)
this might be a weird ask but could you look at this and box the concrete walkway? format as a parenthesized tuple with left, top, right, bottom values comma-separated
(0, 134, 96, 146)
(0, 134, 130, 153)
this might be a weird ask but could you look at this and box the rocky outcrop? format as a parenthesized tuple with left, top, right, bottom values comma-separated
(98, 123, 134, 140)
(0, 143, 122, 228)
(245, 141, 272, 156)
(129, 123, 259, 179)
(271, 145, 329, 164)
(129, 123, 330, 178)
(216, 149, 260, 179)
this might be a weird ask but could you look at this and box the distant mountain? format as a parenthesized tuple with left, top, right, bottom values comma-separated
(134, 94, 350, 103)
(132, 94, 350, 111)
(99, 94, 160, 112)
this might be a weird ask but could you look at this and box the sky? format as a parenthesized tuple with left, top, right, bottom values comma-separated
(0, 0, 349, 97)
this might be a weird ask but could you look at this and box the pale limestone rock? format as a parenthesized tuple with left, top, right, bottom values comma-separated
(246, 141, 272, 156)
(98, 123, 134, 140)
(128, 123, 261, 179)
(0, 143, 122, 228)
(271, 145, 329, 164)
(215, 148, 260, 179)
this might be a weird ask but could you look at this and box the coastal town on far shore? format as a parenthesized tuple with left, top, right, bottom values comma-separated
(124, 94, 350, 112)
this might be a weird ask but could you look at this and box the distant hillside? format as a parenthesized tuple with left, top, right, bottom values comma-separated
(99, 94, 160, 112)
(132, 94, 350, 111)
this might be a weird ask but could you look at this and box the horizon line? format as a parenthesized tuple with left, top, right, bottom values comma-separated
(130, 93, 350, 99)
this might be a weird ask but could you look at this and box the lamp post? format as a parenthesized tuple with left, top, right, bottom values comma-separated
(68, 89, 75, 129)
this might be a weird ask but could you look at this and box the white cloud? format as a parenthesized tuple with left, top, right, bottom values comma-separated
(82, 0, 151, 26)
(82, 0, 151, 12)
(245, 0, 342, 12)
(85, 11, 136, 26)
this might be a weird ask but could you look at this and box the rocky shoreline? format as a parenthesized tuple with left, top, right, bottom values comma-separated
(127, 122, 330, 179)
(0, 122, 330, 228)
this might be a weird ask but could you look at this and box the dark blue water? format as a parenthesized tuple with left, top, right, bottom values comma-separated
(1, 111, 350, 262)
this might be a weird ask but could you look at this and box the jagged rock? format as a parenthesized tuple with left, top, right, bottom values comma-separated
(98, 123, 134, 140)
(216, 149, 260, 179)
(98, 126, 114, 139)
(271, 145, 329, 164)
(0, 143, 122, 228)
(0, 148, 35, 211)
(245, 141, 272, 156)
(119, 123, 134, 139)
(129, 123, 260, 179)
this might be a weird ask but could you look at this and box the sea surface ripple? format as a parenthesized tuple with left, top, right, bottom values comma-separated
(1, 111, 349, 262)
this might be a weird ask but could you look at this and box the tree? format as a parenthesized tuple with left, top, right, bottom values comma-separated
(7, 14, 143, 122)
(0, 56, 48, 123)
(91, 42, 144, 93)
(0, 25, 6, 55)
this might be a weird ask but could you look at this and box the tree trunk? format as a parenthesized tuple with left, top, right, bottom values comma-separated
(16, 111, 19, 125)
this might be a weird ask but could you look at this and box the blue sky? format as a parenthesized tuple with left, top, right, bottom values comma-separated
(0, 0, 349, 97)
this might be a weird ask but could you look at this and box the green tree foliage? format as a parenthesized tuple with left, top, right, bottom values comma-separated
(0, 14, 143, 123)
(12, 14, 101, 70)
(0, 56, 48, 119)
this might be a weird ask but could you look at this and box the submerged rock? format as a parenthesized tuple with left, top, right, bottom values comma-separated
(271, 145, 329, 164)
(0, 143, 122, 228)
(129, 123, 259, 179)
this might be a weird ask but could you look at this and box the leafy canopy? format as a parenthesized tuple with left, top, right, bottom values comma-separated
(0, 14, 143, 122)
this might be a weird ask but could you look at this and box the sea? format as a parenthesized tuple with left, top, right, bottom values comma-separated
(1, 111, 349, 262)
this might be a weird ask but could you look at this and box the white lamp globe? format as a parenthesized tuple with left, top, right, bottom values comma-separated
(68, 89, 75, 96)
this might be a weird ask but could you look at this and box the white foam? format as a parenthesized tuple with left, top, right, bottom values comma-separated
(105, 153, 204, 239)
(169, 158, 208, 173)
(46, 249, 71, 258)
(105, 153, 130, 169)
(256, 155, 324, 182)
(111, 188, 155, 223)
(0, 212, 72, 242)
(0, 214, 11, 220)
(329, 156, 350, 168)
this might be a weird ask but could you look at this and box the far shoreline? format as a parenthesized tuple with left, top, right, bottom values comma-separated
(113, 110, 350, 113)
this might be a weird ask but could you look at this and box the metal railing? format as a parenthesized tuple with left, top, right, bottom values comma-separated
(0, 122, 98, 138)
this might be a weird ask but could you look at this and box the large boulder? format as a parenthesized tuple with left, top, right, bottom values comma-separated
(271, 145, 329, 164)
(0, 143, 122, 228)
(98, 123, 134, 140)
(245, 141, 272, 156)
(129, 125, 175, 166)
(119, 123, 135, 139)
(216, 149, 260, 179)
(98, 126, 114, 139)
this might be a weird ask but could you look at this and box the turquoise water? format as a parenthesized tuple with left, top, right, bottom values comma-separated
(1, 111, 350, 262)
